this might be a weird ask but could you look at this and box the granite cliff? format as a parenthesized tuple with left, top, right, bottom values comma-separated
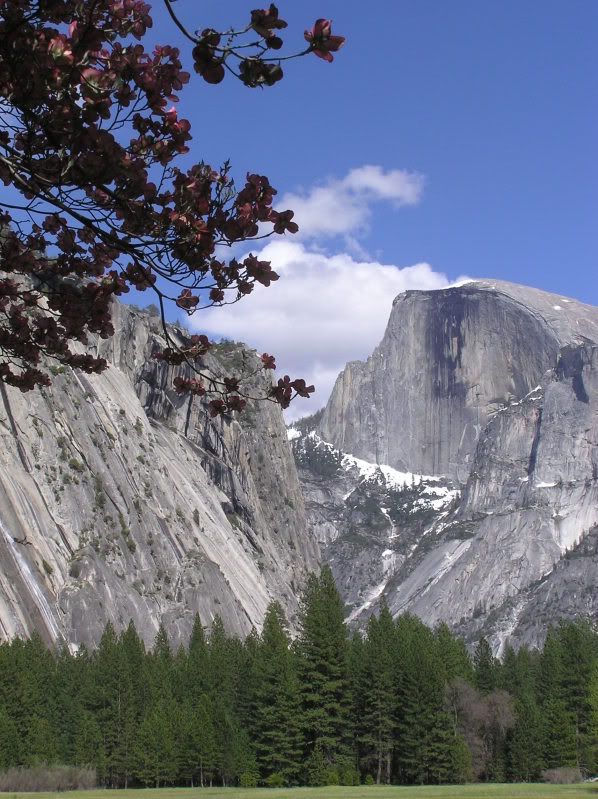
(296, 280, 598, 651)
(0, 302, 318, 649)
(3, 277, 598, 654)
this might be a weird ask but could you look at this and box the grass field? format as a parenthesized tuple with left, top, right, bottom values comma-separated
(5, 786, 598, 799)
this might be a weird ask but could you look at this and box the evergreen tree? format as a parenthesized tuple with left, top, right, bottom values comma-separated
(0, 574, 596, 789)
(557, 620, 598, 770)
(112, 622, 145, 787)
(74, 710, 105, 772)
(50, 645, 82, 765)
(134, 701, 177, 787)
(179, 694, 217, 787)
(253, 602, 302, 784)
(91, 623, 126, 785)
(474, 638, 497, 694)
(507, 693, 543, 781)
(541, 695, 578, 769)
(206, 615, 244, 786)
(435, 622, 474, 683)
(358, 605, 396, 783)
(296, 566, 351, 774)
(537, 627, 578, 770)
(187, 613, 209, 700)
(587, 659, 598, 772)
(348, 629, 367, 776)
(9, 633, 56, 765)
(394, 614, 455, 785)
(0, 705, 19, 769)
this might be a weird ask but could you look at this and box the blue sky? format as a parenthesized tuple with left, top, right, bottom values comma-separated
(144, 1, 597, 416)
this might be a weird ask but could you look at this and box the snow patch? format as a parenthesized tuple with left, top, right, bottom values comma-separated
(553, 305, 563, 311)
(340, 450, 434, 488)
(286, 427, 301, 441)
(490, 385, 543, 417)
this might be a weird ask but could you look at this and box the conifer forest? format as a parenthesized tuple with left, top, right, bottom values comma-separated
(1, 567, 597, 789)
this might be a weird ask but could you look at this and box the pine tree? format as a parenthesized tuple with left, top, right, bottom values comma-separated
(538, 627, 577, 770)
(541, 695, 578, 769)
(587, 659, 598, 772)
(74, 710, 105, 772)
(358, 605, 396, 783)
(508, 693, 543, 781)
(435, 622, 474, 683)
(296, 566, 351, 775)
(71, 644, 106, 773)
(348, 629, 366, 777)
(0, 705, 19, 769)
(180, 694, 217, 787)
(253, 602, 302, 784)
(187, 613, 209, 700)
(9, 633, 57, 766)
(50, 645, 82, 765)
(134, 701, 177, 787)
(112, 622, 145, 787)
(501, 644, 542, 781)
(473, 638, 497, 694)
(206, 615, 244, 786)
(394, 615, 455, 785)
(557, 620, 598, 771)
(91, 623, 126, 785)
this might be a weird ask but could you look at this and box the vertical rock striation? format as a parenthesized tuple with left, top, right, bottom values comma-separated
(0, 302, 318, 648)
(319, 281, 598, 482)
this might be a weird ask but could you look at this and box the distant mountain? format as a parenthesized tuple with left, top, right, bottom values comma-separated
(295, 280, 598, 651)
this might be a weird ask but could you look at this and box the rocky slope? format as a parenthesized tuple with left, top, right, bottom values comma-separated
(0, 302, 318, 649)
(3, 277, 598, 655)
(298, 280, 598, 651)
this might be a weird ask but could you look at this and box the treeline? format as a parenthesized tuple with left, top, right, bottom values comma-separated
(1, 566, 598, 788)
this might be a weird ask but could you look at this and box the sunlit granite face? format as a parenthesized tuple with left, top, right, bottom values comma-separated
(302, 282, 598, 652)
(0, 302, 319, 649)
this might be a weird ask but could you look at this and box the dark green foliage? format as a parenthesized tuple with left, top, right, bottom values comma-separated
(474, 637, 498, 694)
(435, 622, 475, 683)
(0, 581, 596, 787)
(393, 615, 457, 785)
(387, 480, 436, 526)
(252, 603, 302, 784)
(293, 435, 343, 477)
(355, 605, 396, 783)
(296, 566, 351, 772)
(291, 408, 324, 436)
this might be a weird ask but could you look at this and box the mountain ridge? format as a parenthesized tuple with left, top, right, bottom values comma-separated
(296, 279, 598, 651)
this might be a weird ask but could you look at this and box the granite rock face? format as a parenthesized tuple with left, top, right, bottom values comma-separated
(302, 281, 598, 650)
(0, 302, 318, 649)
(4, 277, 598, 655)
(319, 281, 598, 482)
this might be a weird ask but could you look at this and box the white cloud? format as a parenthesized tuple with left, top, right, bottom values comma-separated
(195, 239, 467, 420)
(280, 165, 424, 240)
(342, 165, 424, 203)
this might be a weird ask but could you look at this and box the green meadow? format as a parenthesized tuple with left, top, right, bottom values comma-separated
(4, 785, 598, 799)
